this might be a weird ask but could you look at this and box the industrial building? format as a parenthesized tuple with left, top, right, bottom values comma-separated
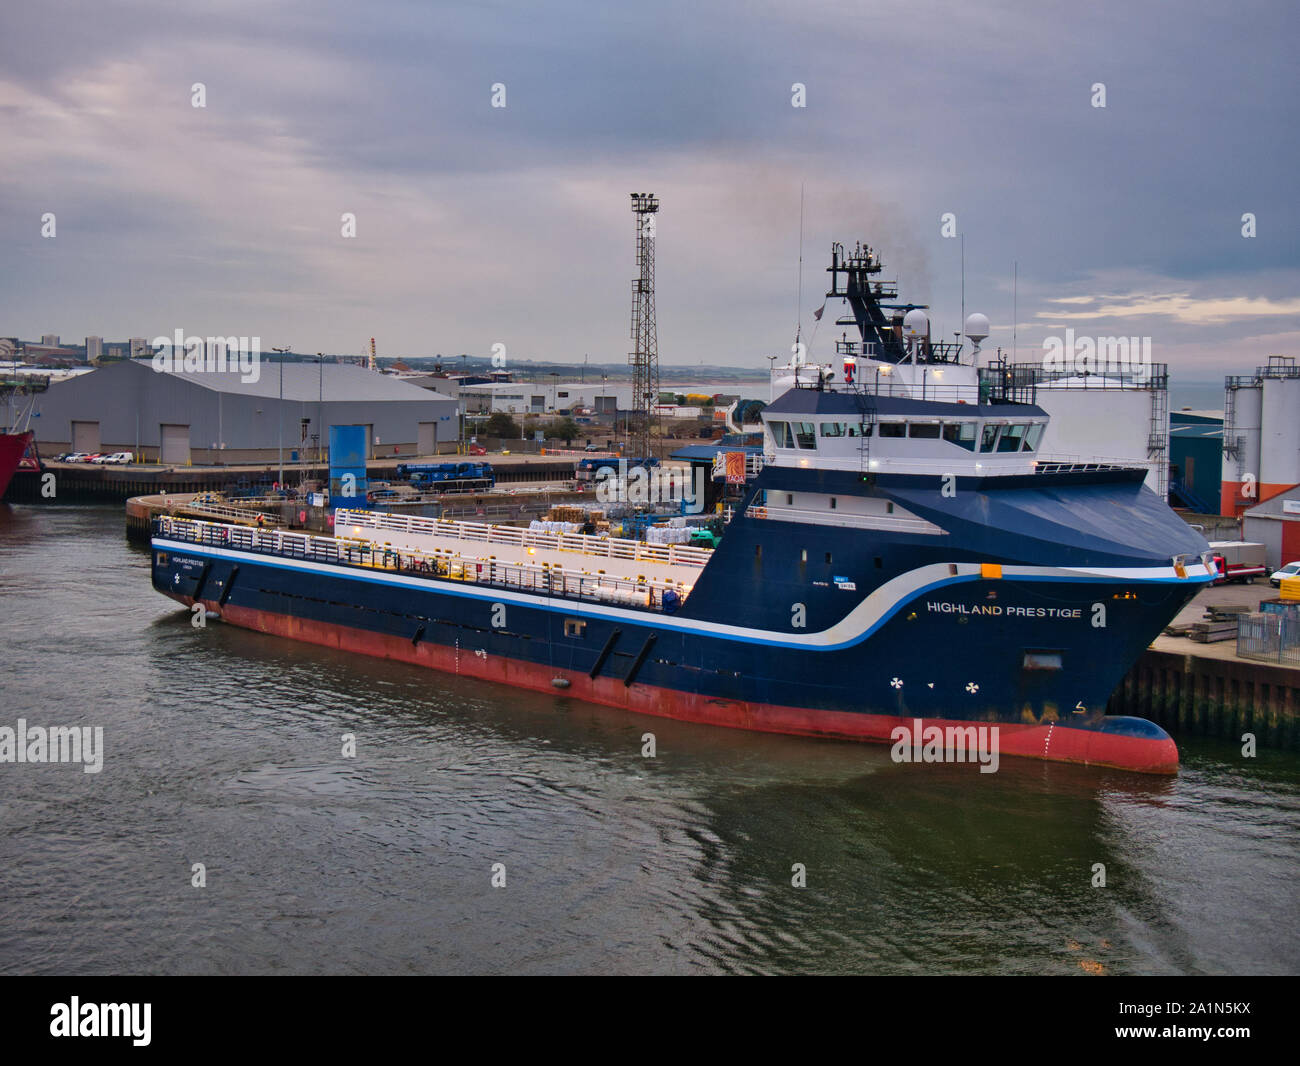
(33, 359, 458, 464)
(1169, 411, 1223, 513)
(1222, 356, 1300, 516)
(459, 380, 624, 416)
(1243, 488, 1300, 571)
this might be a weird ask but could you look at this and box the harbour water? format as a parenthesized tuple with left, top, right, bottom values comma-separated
(2, 504, 1297, 975)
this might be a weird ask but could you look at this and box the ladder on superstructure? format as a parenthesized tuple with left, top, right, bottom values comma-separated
(1148, 379, 1169, 497)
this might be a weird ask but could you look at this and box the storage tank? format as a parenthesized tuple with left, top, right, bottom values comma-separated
(1260, 375, 1300, 493)
(1033, 376, 1164, 493)
(1221, 381, 1261, 515)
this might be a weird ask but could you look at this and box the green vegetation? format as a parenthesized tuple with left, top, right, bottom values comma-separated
(485, 412, 521, 438)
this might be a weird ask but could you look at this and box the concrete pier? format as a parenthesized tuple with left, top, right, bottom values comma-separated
(4, 455, 578, 505)
(1107, 582, 1300, 749)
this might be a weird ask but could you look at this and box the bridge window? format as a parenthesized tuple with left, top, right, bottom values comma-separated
(942, 422, 978, 451)
(1024, 424, 1045, 451)
(980, 424, 1002, 452)
(997, 424, 1028, 452)
(879, 423, 906, 438)
(794, 422, 817, 449)
(768, 421, 793, 448)
(820, 422, 846, 437)
(908, 423, 941, 439)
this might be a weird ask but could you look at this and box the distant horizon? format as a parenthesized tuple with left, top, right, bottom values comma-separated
(5, 341, 1250, 389)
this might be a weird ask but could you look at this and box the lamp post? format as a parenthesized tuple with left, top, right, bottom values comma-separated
(272, 346, 290, 486)
(317, 352, 324, 467)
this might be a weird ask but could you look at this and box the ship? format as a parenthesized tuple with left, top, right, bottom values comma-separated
(1, 369, 46, 498)
(0, 431, 35, 498)
(149, 243, 1215, 772)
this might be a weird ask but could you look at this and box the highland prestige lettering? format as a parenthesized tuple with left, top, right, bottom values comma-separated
(927, 602, 1083, 618)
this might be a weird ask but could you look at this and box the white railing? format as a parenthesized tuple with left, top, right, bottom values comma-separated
(155, 515, 693, 609)
(335, 508, 713, 568)
(179, 500, 284, 526)
(1035, 453, 1151, 471)
(765, 454, 1034, 475)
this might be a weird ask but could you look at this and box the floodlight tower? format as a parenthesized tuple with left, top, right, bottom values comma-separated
(629, 192, 660, 461)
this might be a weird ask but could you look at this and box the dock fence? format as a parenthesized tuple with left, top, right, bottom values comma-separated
(1238, 612, 1300, 665)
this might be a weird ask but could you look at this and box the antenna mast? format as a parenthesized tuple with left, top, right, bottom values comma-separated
(1012, 261, 1018, 362)
(629, 192, 660, 462)
(796, 182, 805, 346)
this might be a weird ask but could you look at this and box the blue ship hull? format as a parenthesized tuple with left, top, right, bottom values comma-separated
(151, 465, 1212, 772)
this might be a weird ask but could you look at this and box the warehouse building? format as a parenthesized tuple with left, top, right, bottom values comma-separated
(1243, 488, 1300, 572)
(1169, 411, 1223, 513)
(34, 359, 458, 464)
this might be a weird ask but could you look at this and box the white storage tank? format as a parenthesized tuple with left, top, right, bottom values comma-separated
(1226, 381, 1263, 485)
(1260, 375, 1300, 491)
(1033, 376, 1165, 493)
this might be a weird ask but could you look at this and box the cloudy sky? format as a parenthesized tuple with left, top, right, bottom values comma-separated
(1, 0, 1296, 380)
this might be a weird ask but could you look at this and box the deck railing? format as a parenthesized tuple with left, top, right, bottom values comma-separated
(177, 500, 285, 526)
(334, 507, 713, 568)
(154, 515, 691, 611)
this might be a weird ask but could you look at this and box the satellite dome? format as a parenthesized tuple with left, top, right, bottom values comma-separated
(963, 313, 990, 344)
(902, 309, 929, 339)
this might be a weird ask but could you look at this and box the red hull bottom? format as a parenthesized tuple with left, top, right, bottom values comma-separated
(0, 431, 33, 499)
(177, 596, 1179, 775)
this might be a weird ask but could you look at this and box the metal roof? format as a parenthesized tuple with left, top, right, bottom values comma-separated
(1244, 488, 1300, 519)
(1170, 423, 1223, 439)
(143, 360, 453, 402)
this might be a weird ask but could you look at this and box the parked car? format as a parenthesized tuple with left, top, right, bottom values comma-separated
(467, 443, 487, 455)
(62, 452, 90, 463)
(584, 443, 601, 452)
(1269, 561, 1300, 588)
(96, 452, 134, 465)
(80, 453, 104, 464)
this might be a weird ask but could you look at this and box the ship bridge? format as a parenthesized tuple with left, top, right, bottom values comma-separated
(761, 388, 1050, 477)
